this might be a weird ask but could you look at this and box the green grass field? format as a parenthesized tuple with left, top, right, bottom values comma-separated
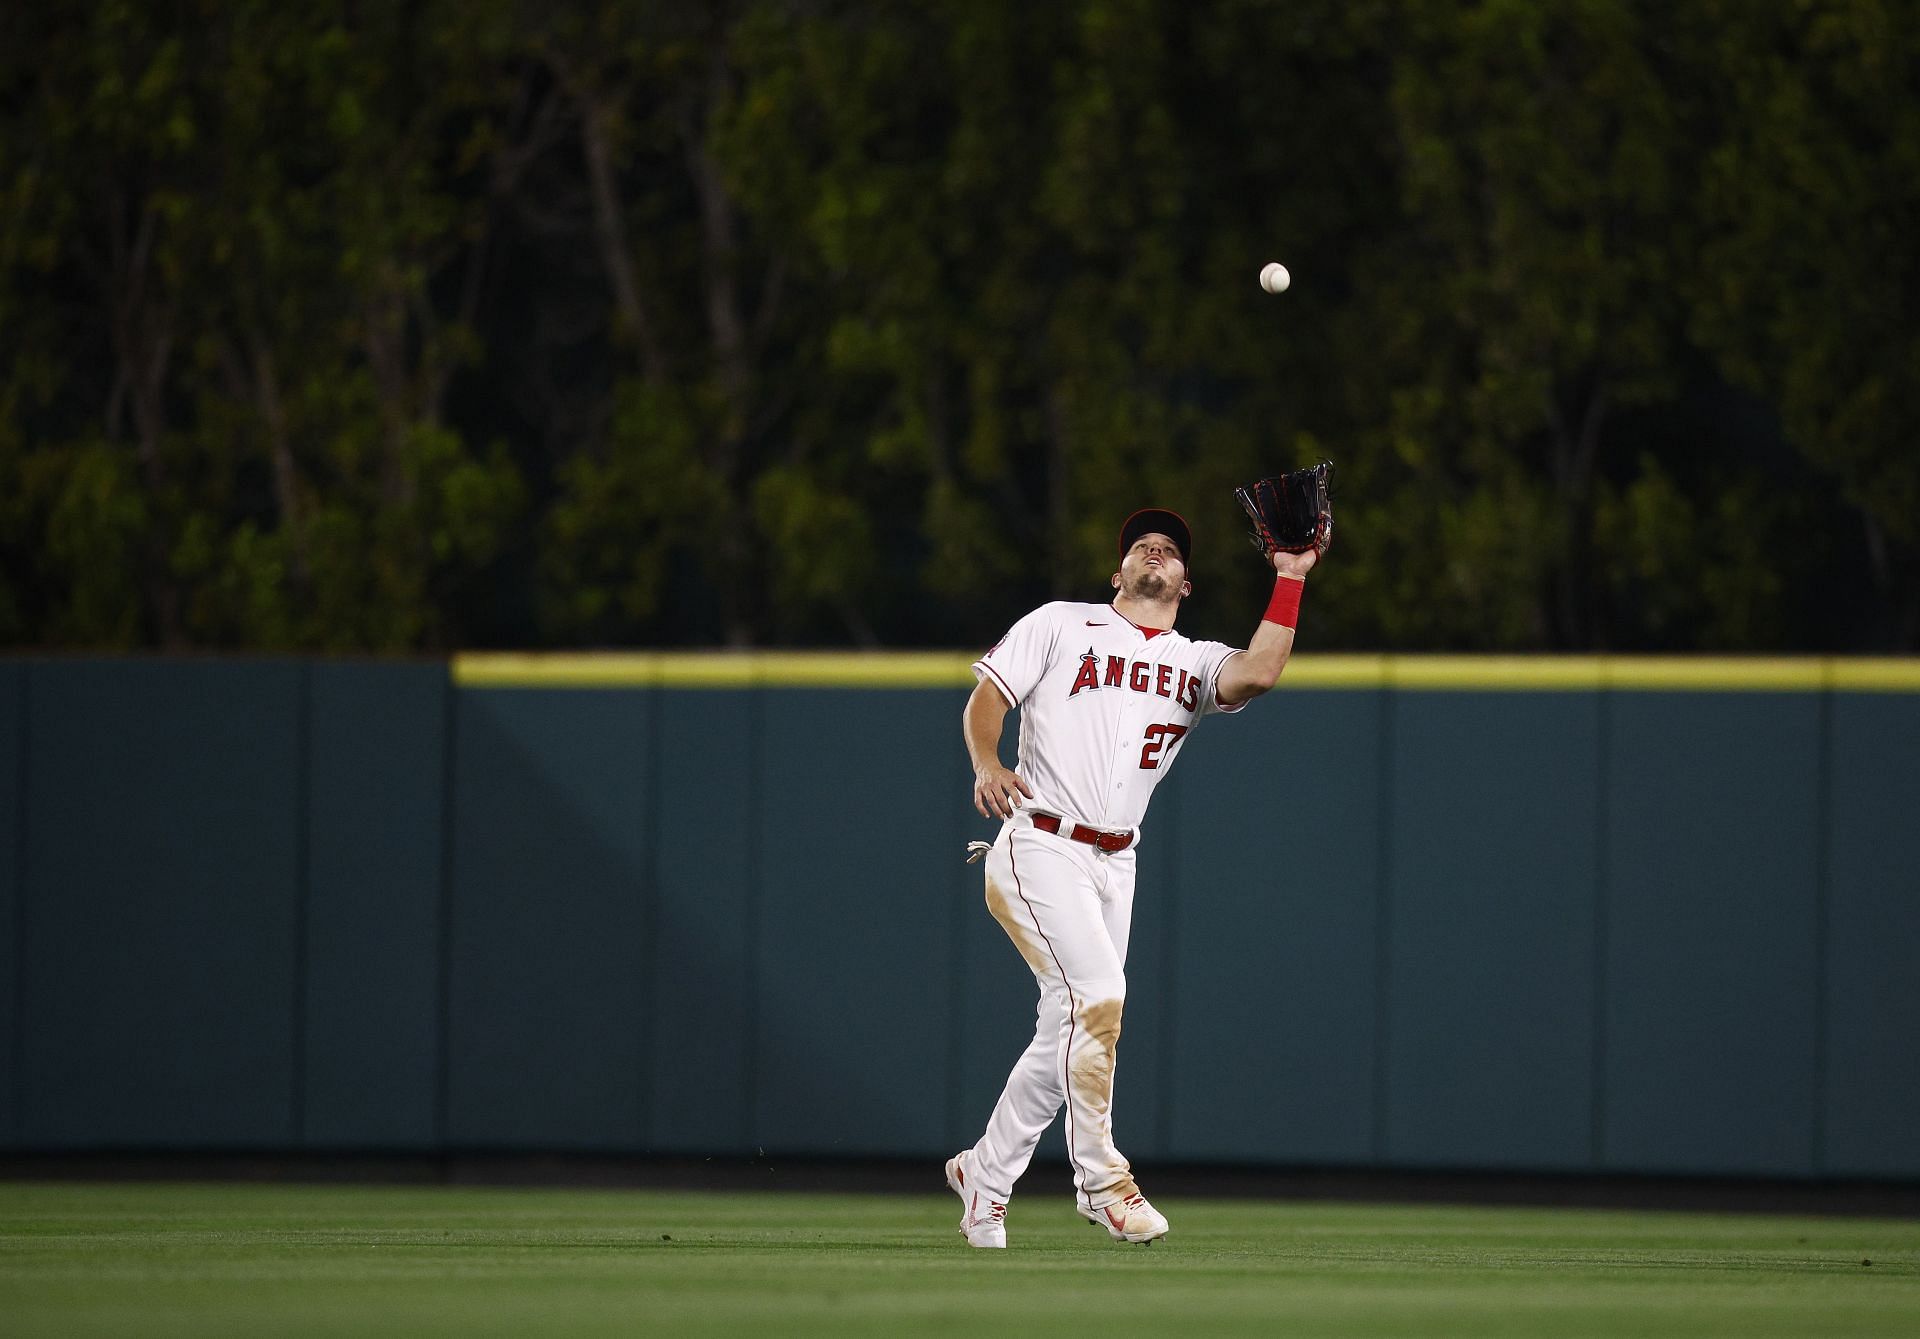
(1, 1182, 1914, 1338)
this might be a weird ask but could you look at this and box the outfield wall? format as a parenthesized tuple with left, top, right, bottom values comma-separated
(2, 654, 1917, 1181)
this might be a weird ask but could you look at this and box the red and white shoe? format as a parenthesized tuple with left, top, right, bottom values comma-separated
(945, 1153, 1007, 1249)
(1079, 1190, 1169, 1245)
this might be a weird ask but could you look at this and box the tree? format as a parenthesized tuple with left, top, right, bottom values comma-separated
(532, 2, 830, 646)
(0, 0, 527, 651)
(1344, 0, 1710, 647)
(1688, 0, 1920, 647)
(2, 0, 1911, 652)
(0, 0, 200, 645)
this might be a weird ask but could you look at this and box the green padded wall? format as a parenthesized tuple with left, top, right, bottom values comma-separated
(1822, 694, 1920, 1177)
(1119, 791, 1180, 1160)
(753, 691, 966, 1157)
(647, 691, 758, 1153)
(445, 690, 652, 1148)
(1601, 695, 1823, 1176)
(0, 663, 20, 1143)
(1165, 692, 1385, 1165)
(302, 663, 448, 1148)
(1386, 693, 1601, 1170)
(20, 661, 304, 1147)
(3, 656, 1917, 1183)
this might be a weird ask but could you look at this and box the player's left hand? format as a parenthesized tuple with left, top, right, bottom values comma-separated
(1273, 548, 1317, 580)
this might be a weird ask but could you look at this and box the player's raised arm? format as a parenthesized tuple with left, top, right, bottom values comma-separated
(1218, 460, 1333, 707)
(1216, 549, 1315, 707)
(964, 678, 1035, 819)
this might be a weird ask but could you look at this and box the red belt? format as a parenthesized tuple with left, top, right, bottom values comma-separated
(1032, 813, 1133, 853)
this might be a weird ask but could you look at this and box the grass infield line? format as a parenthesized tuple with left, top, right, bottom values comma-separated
(453, 651, 1920, 692)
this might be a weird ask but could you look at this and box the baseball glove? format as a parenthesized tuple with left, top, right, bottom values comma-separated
(1234, 460, 1334, 559)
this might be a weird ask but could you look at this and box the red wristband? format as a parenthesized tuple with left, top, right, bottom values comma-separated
(1263, 574, 1304, 629)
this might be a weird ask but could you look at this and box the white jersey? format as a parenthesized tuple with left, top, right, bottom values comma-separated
(972, 600, 1247, 837)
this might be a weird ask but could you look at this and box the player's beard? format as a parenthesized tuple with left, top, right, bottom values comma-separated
(1128, 568, 1175, 602)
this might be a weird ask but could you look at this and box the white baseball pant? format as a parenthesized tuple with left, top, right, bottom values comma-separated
(966, 815, 1139, 1207)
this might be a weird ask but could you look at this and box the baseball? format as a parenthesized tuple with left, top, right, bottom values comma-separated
(1259, 262, 1290, 294)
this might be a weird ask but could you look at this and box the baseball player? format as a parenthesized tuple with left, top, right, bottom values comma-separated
(945, 506, 1316, 1248)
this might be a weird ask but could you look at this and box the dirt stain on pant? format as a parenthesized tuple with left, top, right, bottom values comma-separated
(1069, 997, 1124, 1117)
(985, 878, 1053, 977)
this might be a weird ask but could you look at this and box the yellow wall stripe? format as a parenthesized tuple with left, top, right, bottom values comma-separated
(454, 651, 1920, 693)
(1828, 660, 1920, 692)
(453, 651, 978, 689)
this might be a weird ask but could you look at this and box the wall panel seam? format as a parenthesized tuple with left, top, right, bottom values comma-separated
(944, 749, 969, 1152)
(434, 676, 459, 1148)
(743, 689, 763, 1149)
(1590, 691, 1611, 1170)
(1811, 686, 1833, 1174)
(640, 687, 661, 1150)
(291, 663, 312, 1145)
(1156, 784, 1181, 1161)
(1372, 688, 1394, 1162)
(10, 665, 29, 1141)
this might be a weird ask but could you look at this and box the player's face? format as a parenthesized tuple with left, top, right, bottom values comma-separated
(1116, 534, 1189, 600)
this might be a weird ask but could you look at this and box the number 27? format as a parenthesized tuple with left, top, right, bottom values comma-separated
(1139, 724, 1189, 769)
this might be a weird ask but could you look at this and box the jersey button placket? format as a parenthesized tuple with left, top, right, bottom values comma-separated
(1114, 681, 1148, 812)
(1099, 640, 1133, 824)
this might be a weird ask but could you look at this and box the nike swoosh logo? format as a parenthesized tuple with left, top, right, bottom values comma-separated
(1086, 620, 1107, 626)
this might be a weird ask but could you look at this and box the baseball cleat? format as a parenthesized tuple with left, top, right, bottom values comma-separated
(1080, 1191, 1169, 1245)
(945, 1153, 1007, 1249)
